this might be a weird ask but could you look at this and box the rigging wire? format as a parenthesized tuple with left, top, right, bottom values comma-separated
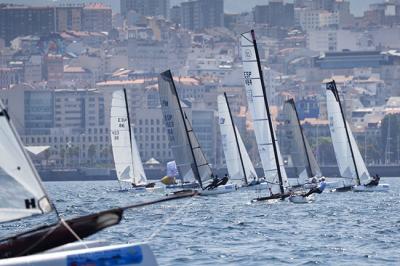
(145, 196, 193, 242)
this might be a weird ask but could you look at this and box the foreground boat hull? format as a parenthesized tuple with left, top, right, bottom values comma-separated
(0, 242, 157, 266)
(0, 209, 123, 259)
(353, 184, 390, 192)
(198, 184, 237, 196)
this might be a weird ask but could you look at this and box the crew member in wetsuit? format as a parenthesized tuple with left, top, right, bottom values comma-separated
(248, 176, 258, 186)
(205, 174, 219, 190)
(218, 173, 229, 186)
(365, 174, 380, 187)
(302, 177, 326, 197)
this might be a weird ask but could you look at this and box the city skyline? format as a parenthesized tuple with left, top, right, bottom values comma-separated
(0, 0, 383, 16)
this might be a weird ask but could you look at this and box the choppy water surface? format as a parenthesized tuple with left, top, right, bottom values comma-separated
(2, 178, 400, 265)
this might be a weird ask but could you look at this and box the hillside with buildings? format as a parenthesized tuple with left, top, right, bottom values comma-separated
(0, 0, 399, 178)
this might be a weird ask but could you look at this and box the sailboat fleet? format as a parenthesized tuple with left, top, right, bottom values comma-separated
(107, 29, 391, 197)
(0, 28, 392, 264)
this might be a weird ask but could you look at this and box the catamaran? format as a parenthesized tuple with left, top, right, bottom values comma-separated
(240, 30, 293, 201)
(110, 89, 160, 192)
(281, 98, 324, 189)
(158, 70, 237, 196)
(326, 80, 389, 192)
(0, 100, 166, 265)
(217, 93, 267, 190)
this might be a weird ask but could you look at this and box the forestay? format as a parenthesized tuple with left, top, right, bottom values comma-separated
(326, 82, 370, 185)
(110, 90, 147, 186)
(281, 99, 321, 184)
(240, 31, 289, 194)
(0, 101, 52, 223)
(217, 95, 258, 182)
(184, 115, 213, 185)
(159, 70, 213, 188)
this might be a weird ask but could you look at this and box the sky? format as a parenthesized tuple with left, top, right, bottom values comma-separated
(0, 0, 384, 17)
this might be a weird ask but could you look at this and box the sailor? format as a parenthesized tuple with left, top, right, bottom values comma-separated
(302, 177, 326, 197)
(365, 174, 380, 187)
(219, 174, 229, 186)
(205, 174, 219, 190)
(249, 176, 257, 186)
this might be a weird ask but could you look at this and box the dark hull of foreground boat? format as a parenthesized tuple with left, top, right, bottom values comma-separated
(253, 193, 291, 202)
(0, 189, 197, 259)
(0, 209, 123, 259)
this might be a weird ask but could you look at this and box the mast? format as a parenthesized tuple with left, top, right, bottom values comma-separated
(250, 30, 284, 194)
(224, 92, 248, 185)
(123, 88, 136, 185)
(288, 98, 313, 177)
(164, 70, 203, 188)
(326, 80, 360, 185)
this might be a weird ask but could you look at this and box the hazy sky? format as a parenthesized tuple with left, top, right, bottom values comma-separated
(0, 0, 384, 17)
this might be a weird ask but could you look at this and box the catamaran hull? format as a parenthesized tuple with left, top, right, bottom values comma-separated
(165, 183, 200, 189)
(289, 195, 314, 204)
(240, 182, 269, 190)
(0, 242, 157, 266)
(330, 186, 353, 192)
(198, 184, 237, 196)
(119, 186, 164, 193)
(353, 184, 390, 192)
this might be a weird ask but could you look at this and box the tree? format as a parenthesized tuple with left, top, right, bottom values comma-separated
(88, 144, 97, 166)
(60, 148, 65, 168)
(43, 148, 51, 168)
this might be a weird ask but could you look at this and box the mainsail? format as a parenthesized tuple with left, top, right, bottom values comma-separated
(0, 101, 52, 223)
(218, 94, 258, 184)
(110, 89, 147, 186)
(281, 99, 321, 184)
(158, 70, 213, 189)
(326, 81, 369, 185)
(241, 30, 289, 195)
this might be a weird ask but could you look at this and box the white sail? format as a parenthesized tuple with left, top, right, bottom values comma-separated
(159, 70, 213, 188)
(348, 126, 370, 182)
(326, 84, 370, 185)
(0, 101, 52, 223)
(241, 31, 289, 194)
(110, 90, 147, 186)
(166, 161, 179, 177)
(217, 95, 258, 182)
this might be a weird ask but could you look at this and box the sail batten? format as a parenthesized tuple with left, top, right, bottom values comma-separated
(110, 90, 147, 186)
(241, 30, 289, 195)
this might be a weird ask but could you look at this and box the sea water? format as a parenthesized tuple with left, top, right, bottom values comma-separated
(1, 178, 400, 265)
